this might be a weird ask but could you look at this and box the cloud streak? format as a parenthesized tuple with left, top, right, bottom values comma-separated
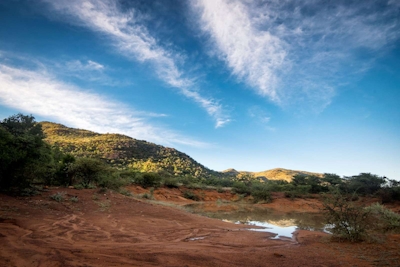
(192, 0, 287, 102)
(65, 60, 105, 71)
(192, 0, 400, 109)
(0, 62, 208, 148)
(44, 0, 229, 127)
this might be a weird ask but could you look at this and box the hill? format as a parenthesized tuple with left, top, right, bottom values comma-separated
(40, 122, 322, 182)
(253, 168, 323, 182)
(223, 168, 323, 182)
(221, 168, 240, 176)
(40, 122, 220, 178)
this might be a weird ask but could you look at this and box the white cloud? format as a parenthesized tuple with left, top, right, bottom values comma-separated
(192, 0, 400, 110)
(192, 0, 287, 102)
(44, 0, 229, 127)
(0, 63, 209, 148)
(65, 60, 105, 71)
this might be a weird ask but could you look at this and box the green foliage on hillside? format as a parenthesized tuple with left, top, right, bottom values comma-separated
(40, 122, 221, 179)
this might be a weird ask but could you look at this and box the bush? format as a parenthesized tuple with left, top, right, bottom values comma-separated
(377, 186, 400, 203)
(67, 157, 108, 187)
(284, 185, 312, 199)
(69, 196, 79, 202)
(98, 171, 129, 190)
(183, 190, 201, 201)
(119, 188, 133, 196)
(292, 175, 327, 194)
(50, 192, 66, 202)
(74, 184, 85, 190)
(203, 177, 234, 187)
(134, 172, 161, 188)
(232, 181, 251, 196)
(323, 190, 370, 242)
(141, 187, 154, 199)
(251, 188, 272, 203)
(365, 203, 400, 232)
(163, 177, 180, 188)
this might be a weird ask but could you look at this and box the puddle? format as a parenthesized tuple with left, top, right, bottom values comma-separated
(188, 236, 206, 241)
(244, 221, 297, 239)
(184, 203, 328, 239)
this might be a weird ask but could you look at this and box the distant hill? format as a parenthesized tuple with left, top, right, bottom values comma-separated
(40, 122, 220, 178)
(253, 168, 323, 182)
(40, 122, 323, 181)
(221, 168, 240, 176)
(222, 168, 323, 182)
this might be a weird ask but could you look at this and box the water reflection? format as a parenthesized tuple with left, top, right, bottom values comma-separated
(184, 203, 327, 239)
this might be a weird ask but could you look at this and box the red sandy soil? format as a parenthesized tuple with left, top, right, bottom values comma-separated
(1, 187, 400, 267)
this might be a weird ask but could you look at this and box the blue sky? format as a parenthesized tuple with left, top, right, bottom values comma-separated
(0, 0, 399, 179)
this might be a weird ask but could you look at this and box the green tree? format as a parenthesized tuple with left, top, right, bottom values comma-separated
(66, 157, 108, 187)
(344, 173, 386, 195)
(323, 173, 343, 186)
(0, 114, 55, 189)
(292, 174, 326, 194)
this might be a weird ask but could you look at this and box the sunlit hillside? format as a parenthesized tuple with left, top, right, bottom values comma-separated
(223, 168, 323, 182)
(253, 168, 323, 182)
(40, 122, 220, 178)
(41, 121, 323, 182)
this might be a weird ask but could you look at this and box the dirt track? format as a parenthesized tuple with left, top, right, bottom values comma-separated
(1, 188, 400, 266)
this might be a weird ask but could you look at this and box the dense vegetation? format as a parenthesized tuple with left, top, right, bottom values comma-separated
(0, 114, 55, 189)
(40, 121, 221, 179)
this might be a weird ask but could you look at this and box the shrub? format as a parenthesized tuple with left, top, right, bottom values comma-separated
(134, 172, 161, 188)
(66, 157, 108, 187)
(73, 183, 85, 190)
(141, 188, 154, 199)
(232, 181, 251, 196)
(119, 188, 133, 196)
(251, 188, 272, 203)
(141, 193, 153, 199)
(183, 190, 201, 201)
(69, 196, 79, 202)
(250, 183, 272, 203)
(163, 177, 180, 188)
(284, 185, 312, 199)
(323, 190, 370, 242)
(365, 203, 400, 232)
(98, 171, 128, 190)
(377, 186, 400, 203)
(50, 192, 66, 202)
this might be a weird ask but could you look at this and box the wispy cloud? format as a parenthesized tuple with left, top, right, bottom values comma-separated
(0, 62, 208, 148)
(43, 0, 229, 127)
(65, 60, 105, 71)
(248, 106, 275, 131)
(192, 0, 400, 110)
(192, 0, 287, 102)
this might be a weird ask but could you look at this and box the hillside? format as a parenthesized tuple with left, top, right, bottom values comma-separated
(253, 168, 323, 182)
(223, 168, 323, 182)
(40, 122, 322, 182)
(40, 122, 220, 178)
